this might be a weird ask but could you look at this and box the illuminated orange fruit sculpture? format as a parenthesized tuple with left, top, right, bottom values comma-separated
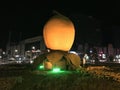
(43, 14, 75, 51)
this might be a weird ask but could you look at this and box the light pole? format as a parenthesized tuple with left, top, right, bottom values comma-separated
(31, 46, 36, 59)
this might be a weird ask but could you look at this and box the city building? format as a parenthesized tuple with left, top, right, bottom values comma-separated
(6, 36, 46, 59)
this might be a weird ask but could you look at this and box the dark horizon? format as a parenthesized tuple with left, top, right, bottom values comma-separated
(0, 1, 120, 50)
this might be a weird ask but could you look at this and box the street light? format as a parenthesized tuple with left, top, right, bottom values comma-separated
(15, 49, 18, 53)
(31, 46, 36, 60)
(32, 46, 35, 50)
(3, 51, 5, 55)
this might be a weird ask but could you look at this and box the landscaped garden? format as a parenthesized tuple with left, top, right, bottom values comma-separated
(0, 63, 120, 90)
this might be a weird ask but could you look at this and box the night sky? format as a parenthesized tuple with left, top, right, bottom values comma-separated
(0, 1, 120, 50)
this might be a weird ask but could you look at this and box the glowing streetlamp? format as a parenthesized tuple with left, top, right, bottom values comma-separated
(32, 46, 35, 50)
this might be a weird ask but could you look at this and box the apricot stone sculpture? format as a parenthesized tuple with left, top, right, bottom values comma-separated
(33, 12, 81, 71)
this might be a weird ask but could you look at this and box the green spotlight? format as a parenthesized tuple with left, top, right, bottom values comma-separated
(39, 65, 44, 69)
(52, 68, 61, 72)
